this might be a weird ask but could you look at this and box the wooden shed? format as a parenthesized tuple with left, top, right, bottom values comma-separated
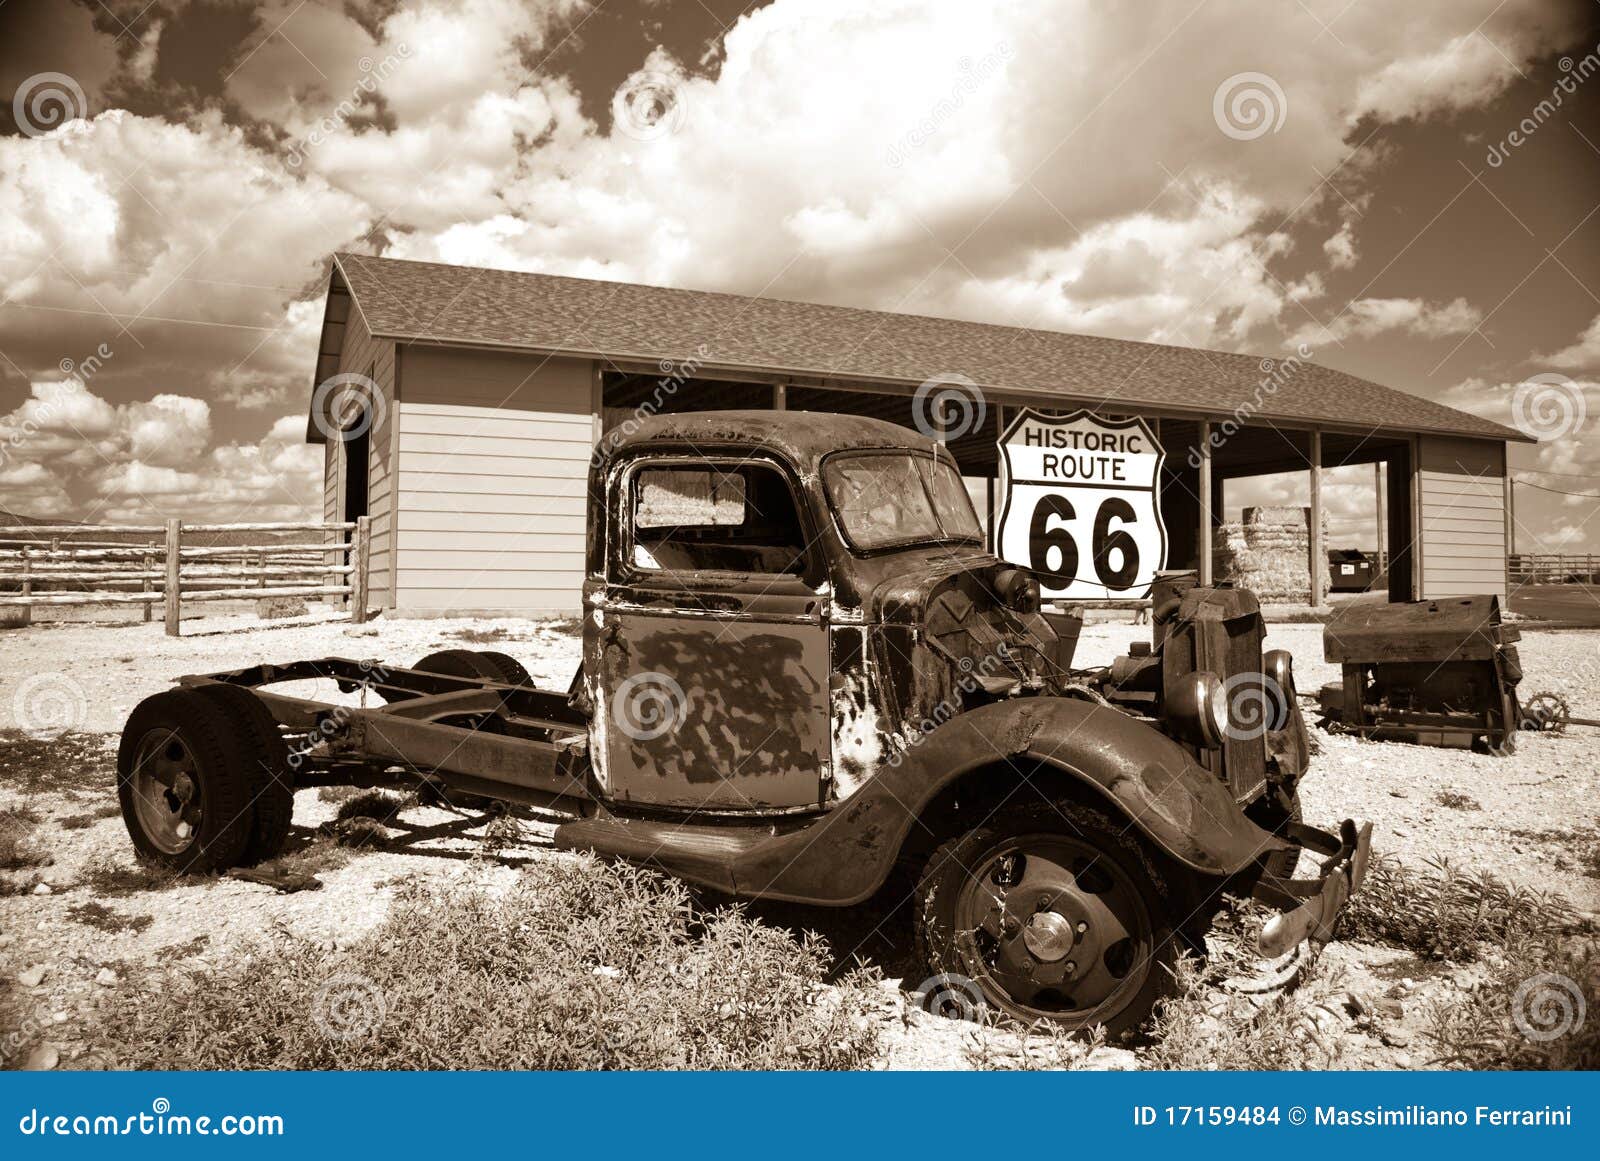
(306, 252, 1525, 617)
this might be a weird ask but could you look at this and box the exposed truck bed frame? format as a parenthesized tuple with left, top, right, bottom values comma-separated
(181, 659, 595, 811)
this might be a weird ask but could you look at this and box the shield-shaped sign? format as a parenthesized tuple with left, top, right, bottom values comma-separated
(997, 409, 1167, 600)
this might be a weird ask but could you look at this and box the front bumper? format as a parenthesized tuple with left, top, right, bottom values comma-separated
(1254, 817, 1374, 957)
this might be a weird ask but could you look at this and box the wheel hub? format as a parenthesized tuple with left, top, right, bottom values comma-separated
(1022, 909, 1076, 962)
(131, 729, 202, 855)
(955, 836, 1153, 1023)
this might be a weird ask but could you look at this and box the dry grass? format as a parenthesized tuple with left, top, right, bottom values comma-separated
(0, 806, 50, 870)
(253, 835, 352, 879)
(445, 626, 513, 644)
(77, 852, 183, 896)
(60, 803, 120, 830)
(0, 731, 114, 798)
(93, 855, 883, 1070)
(1342, 854, 1586, 962)
(481, 814, 523, 852)
(333, 789, 411, 823)
(1422, 937, 1600, 1069)
(1143, 954, 1352, 1070)
(1433, 790, 1482, 811)
(67, 901, 154, 935)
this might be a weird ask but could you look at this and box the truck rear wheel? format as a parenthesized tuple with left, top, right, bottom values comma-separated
(117, 689, 258, 873)
(473, 650, 532, 686)
(411, 649, 506, 682)
(189, 683, 294, 865)
(915, 799, 1175, 1035)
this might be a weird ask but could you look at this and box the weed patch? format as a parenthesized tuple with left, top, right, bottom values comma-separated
(0, 807, 50, 870)
(60, 804, 120, 830)
(1422, 937, 1599, 1069)
(334, 789, 411, 823)
(1342, 855, 1586, 962)
(1144, 955, 1350, 1070)
(95, 856, 882, 1069)
(78, 853, 184, 897)
(0, 731, 114, 798)
(445, 627, 513, 644)
(67, 901, 154, 935)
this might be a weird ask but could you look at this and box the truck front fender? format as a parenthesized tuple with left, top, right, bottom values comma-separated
(740, 697, 1288, 903)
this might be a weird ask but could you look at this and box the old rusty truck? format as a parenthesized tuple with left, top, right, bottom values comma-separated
(117, 411, 1372, 1034)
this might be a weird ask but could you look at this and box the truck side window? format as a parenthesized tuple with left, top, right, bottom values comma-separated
(629, 462, 807, 576)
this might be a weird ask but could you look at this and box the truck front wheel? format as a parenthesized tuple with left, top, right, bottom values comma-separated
(915, 799, 1176, 1035)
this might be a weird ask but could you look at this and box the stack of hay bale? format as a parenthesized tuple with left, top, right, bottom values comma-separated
(1213, 505, 1329, 604)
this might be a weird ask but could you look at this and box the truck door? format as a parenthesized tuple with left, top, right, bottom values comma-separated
(593, 454, 831, 810)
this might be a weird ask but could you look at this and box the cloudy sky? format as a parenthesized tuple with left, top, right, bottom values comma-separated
(0, 0, 1597, 554)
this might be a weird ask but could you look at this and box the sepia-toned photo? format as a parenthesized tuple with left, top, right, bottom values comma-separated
(0, 0, 1596, 1100)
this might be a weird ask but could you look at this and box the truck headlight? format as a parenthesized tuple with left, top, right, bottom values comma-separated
(1168, 670, 1229, 749)
(1264, 649, 1295, 698)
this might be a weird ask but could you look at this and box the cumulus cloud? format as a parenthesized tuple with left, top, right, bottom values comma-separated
(0, 0, 1589, 523)
(0, 379, 318, 523)
(1541, 313, 1600, 372)
(1288, 296, 1482, 348)
(1322, 221, 1357, 270)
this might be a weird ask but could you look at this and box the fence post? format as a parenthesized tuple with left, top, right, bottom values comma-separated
(19, 544, 33, 628)
(350, 516, 371, 624)
(142, 548, 153, 622)
(164, 519, 182, 636)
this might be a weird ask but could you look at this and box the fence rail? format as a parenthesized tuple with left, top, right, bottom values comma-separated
(1509, 553, 1600, 584)
(0, 516, 370, 635)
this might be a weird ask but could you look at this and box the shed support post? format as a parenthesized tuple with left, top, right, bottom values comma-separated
(772, 383, 787, 410)
(1197, 421, 1213, 586)
(350, 515, 371, 624)
(1309, 430, 1324, 607)
(1374, 462, 1386, 579)
(164, 519, 182, 637)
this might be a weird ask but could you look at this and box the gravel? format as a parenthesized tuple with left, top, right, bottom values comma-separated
(2, 609, 1596, 1069)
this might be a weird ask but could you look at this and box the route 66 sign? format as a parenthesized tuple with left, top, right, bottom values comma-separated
(997, 409, 1167, 601)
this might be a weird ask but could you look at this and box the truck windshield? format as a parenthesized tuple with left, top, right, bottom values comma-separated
(823, 453, 985, 551)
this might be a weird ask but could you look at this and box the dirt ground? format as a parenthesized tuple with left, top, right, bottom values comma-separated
(1, 609, 1597, 1070)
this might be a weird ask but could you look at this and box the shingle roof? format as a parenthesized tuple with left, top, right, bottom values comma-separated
(328, 251, 1522, 443)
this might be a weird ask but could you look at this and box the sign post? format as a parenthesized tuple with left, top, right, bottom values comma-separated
(997, 408, 1167, 601)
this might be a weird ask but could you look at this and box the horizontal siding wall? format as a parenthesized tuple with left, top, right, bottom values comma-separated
(395, 348, 594, 614)
(1417, 435, 1507, 599)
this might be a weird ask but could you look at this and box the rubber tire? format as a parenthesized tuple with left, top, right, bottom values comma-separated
(914, 798, 1177, 1037)
(117, 689, 257, 873)
(189, 683, 294, 865)
(473, 650, 532, 686)
(412, 649, 505, 681)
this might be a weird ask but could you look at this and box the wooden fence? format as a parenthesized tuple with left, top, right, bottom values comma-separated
(0, 517, 370, 636)
(1509, 553, 1600, 584)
